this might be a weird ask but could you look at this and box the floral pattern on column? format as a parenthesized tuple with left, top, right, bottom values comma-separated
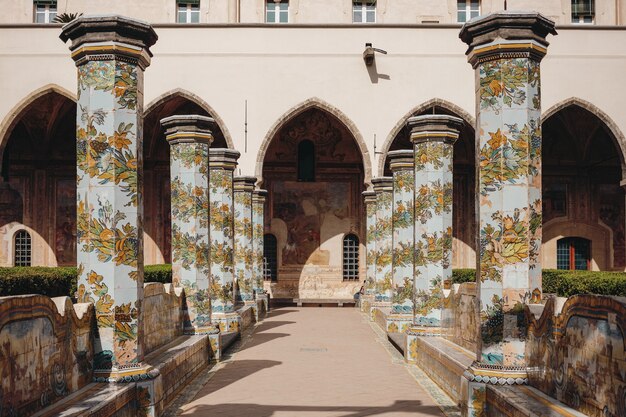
(208, 149, 240, 323)
(408, 116, 461, 330)
(363, 191, 377, 296)
(61, 16, 157, 380)
(252, 189, 268, 294)
(161, 115, 215, 334)
(234, 177, 257, 303)
(388, 151, 415, 315)
(460, 12, 556, 417)
(371, 177, 393, 302)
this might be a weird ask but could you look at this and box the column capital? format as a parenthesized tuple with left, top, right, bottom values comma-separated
(209, 148, 241, 171)
(234, 176, 257, 192)
(253, 189, 268, 202)
(161, 115, 216, 146)
(371, 177, 393, 193)
(459, 12, 557, 68)
(408, 115, 463, 145)
(60, 15, 158, 68)
(387, 150, 414, 173)
(363, 190, 377, 204)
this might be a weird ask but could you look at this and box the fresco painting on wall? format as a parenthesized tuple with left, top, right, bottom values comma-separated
(273, 181, 350, 266)
(55, 178, 76, 265)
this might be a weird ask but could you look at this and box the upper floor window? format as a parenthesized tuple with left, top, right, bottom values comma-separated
(353, 1, 376, 23)
(263, 234, 278, 281)
(343, 234, 360, 280)
(34, 0, 57, 23)
(178, 1, 200, 23)
(457, 0, 479, 23)
(14, 230, 32, 267)
(266, 1, 288, 23)
(297, 140, 315, 182)
(572, 0, 594, 23)
(557, 237, 591, 270)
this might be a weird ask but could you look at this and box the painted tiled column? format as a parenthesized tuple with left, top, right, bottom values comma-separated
(371, 177, 393, 304)
(61, 16, 157, 382)
(208, 149, 240, 332)
(233, 176, 257, 305)
(459, 13, 556, 416)
(409, 116, 461, 332)
(388, 150, 415, 332)
(252, 189, 269, 315)
(363, 190, 377, 298)
(161, 115, 217, 335)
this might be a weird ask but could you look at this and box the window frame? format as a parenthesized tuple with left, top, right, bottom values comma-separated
(266, 0, 289, 24)
(342, 233, 360, 281)
(557, 237, 591, 270)
(177, 1, 200, 24)
(34, 1, 57, 24)
(14, 230, 32, 267)
(263, 233, 278, 281)
(352, 1, 376, 24)
(456, 0, 480, 23)
(571, 0, 594, 24)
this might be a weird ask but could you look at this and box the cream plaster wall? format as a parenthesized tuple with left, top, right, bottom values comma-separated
(0, 0, 624, 25)
(0, 25, 626, 184)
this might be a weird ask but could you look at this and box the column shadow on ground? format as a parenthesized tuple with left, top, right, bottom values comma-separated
(239, 332, 291, 351)
(182, 399, 444, 416)
(263, 308, 299, 318)
(194, 359, 282, 396)
(253, 320, 296, 332)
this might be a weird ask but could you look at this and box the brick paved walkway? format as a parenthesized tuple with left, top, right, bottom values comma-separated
(177, 307, 447, 417)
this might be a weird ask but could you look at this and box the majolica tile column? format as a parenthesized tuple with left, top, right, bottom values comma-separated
(252, 189, 269, 314)
(208, 149, 240, 332)
(161, 115, 216, 334)
(363, 190, 377, 296)
(388, 151, 415, 324)
(234, 176, 257, 305)
(459, 13, 556, 416)
(371, 177, 393, 304)
(409, 116, 461, 333)
(61, 16, 157, 382)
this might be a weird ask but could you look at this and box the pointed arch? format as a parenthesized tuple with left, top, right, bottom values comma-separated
(144, 88, 234, 149)
(255, 97, 372, 186)
(377, 98, 474, 176)
(0, 84, 76, 167)
(543, 97, 626, 173)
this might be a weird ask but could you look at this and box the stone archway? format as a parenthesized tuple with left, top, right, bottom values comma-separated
(256, 97, 372, 187)
(379, 99, 476, 269)
(259, 102, 367, 300)
(542, 99, 626, 271)
(0, 86, 76, 267)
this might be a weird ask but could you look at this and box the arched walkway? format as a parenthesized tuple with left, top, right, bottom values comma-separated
(171, 308, 447, 417)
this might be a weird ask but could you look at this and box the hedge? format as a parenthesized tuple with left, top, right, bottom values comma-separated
(0, 264, 173, 299)
(2, 265, 626, 298)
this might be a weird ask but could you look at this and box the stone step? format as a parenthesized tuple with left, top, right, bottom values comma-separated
(488, 385, 588, 417)
(32, 383, 136, 417)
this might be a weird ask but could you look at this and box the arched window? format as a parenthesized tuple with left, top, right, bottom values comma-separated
(557, 237, 591, 270)
(263, 234, 278, 281)
(14, 230, 32, 266)
(297, 140, 315, 182)
(343, 233, 359, 280)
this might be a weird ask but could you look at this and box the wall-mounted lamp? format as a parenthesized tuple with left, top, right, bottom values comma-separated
(363, 42, 387, 66)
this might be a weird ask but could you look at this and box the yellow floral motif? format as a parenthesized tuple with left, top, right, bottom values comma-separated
(387, 322, 399, 333)
(408, 338, 418, 361)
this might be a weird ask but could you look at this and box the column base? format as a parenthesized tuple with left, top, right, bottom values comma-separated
(93, 363, 159, 383)
(359, 294, 375, 314)
(461, 362, 528, 417)
(212, 311, 242, 333)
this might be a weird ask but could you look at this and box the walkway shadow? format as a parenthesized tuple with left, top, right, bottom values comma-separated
(254, 320, 296, 332)
(194, 360, 282, 397)
(239, 332, 290, 351)
(182, 399, 444, 416)
(264, 308, 299, 318)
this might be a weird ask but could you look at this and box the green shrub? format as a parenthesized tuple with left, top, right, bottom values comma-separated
(144, 264, 172, 284)
(452, 269, 476, 284)
(542, 269, 626, 297)
(0, 264, 173, 298)
(0, 266, 77, 298)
